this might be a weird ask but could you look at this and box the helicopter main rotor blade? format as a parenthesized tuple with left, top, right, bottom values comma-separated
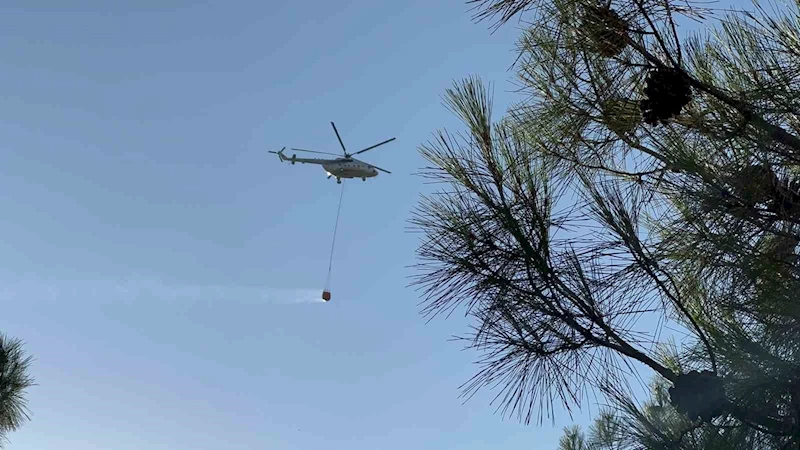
(351, 137, 396, 156)
(290, 148, 341, 157)
(330, 122, 348, 156)
(370, 164, 392, 174)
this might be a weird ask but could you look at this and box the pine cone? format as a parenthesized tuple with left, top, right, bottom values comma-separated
(728, 164, 779, 206)
(582, 7, 629, 57)
(770, 175, 800, 218)
(640, 68, 692, 125)
(602, 97, 641, 135)
(668, 370, 727, 422)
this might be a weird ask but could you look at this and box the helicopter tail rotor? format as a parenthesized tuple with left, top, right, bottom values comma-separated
(268, 147, 287, 161)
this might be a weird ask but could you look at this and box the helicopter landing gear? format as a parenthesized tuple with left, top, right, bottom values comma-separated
(336, 178, 342, 184)
(361, 177, 366, 181)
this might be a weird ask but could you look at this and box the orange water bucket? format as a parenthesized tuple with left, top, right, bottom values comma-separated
(322, 290, 331, 301)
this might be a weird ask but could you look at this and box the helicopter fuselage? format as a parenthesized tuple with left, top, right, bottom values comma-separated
(322, 158, 379, 181)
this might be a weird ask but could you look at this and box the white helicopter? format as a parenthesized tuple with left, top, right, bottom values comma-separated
(269, 122, 395, 184)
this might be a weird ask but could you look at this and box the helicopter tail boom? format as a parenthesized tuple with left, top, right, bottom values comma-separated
(269, 148, 303, 165)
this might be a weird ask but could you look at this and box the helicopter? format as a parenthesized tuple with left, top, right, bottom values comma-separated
(269, 122, 395, 184)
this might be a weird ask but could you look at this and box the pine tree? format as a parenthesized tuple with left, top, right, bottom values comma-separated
(556, 372, 775, 449)
(0, 334, 34, 447)
(409, 0, 800, 443)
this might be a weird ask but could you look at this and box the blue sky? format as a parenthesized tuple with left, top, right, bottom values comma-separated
(0, 1, 743, 449)
(0, 1, 599, 449)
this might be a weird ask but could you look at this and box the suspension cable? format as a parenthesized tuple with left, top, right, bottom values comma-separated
(324, 182, 345, 290)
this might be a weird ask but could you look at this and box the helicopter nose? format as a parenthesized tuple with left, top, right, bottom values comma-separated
(372, 168, 378, 176)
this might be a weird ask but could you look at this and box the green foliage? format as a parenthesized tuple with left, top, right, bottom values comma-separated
(412, 0, 800, 444)
(0, 334, 34, 447)
(557, 378, 776, 449)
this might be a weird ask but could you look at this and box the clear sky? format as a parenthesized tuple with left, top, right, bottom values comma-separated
(0, 1, 600, 449)
(0, 0, 743, 449)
